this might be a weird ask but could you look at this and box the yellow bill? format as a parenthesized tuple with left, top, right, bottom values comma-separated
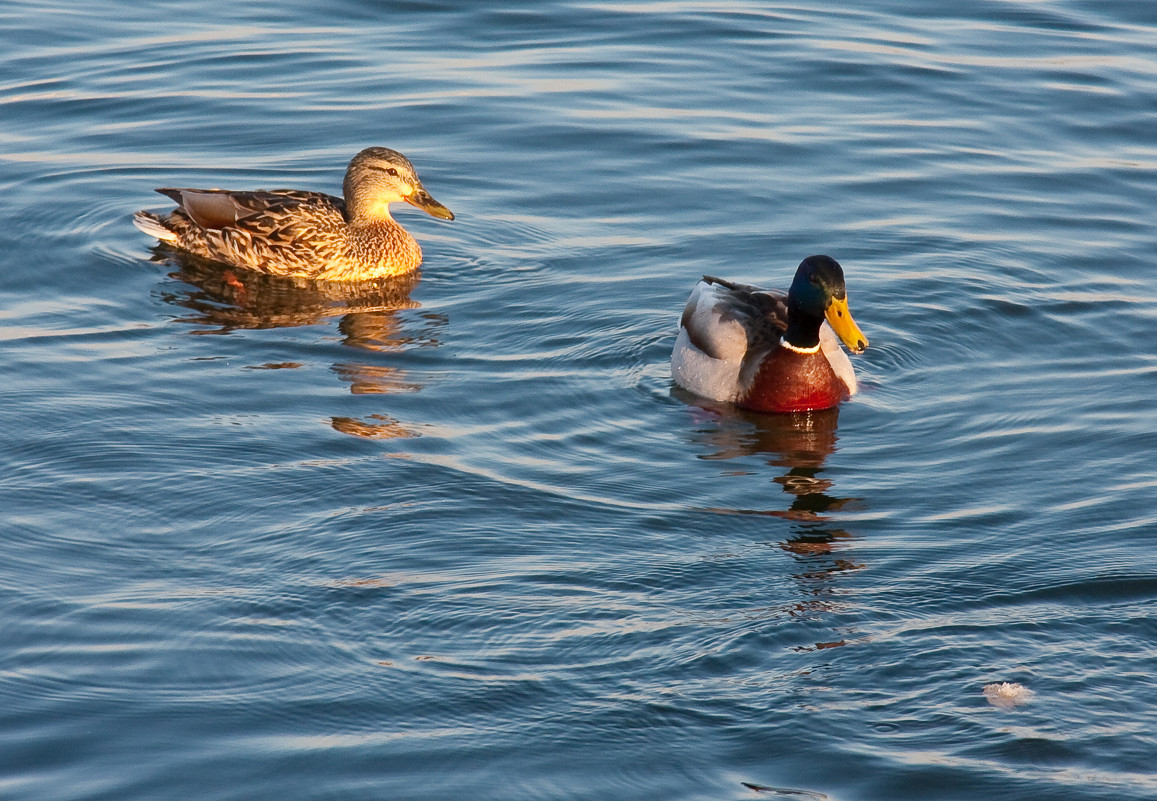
(825, 296, 868, 353)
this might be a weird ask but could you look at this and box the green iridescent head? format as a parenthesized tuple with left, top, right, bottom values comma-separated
(786, 255, 867, 353)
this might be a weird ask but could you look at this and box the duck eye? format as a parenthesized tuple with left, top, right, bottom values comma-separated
(386, 168, 399, 176)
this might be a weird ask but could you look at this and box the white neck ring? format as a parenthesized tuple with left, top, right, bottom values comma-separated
(780, 340, 820, 355)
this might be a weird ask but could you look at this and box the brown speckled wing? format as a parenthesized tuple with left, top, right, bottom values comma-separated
(222, 195, 347, 278)
(229, 190, 345, 219)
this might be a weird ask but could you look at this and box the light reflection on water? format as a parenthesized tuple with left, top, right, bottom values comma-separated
(153, 251, 446, 439)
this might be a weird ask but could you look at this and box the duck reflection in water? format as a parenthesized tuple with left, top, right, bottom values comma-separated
(679, 395, 865, 647)
(152, 248, 445, 439)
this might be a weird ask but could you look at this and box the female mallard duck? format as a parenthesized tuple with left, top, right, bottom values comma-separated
(133, 147, 454, 281)
(671, 255, 868, 413)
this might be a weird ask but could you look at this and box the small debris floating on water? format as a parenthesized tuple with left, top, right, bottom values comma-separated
(983, 682, 1033, 708)
(741, 783, 828, 799)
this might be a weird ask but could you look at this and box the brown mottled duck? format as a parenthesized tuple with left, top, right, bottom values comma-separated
(133, 147, 454, 281)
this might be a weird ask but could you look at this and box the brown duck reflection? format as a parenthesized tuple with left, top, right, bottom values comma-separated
(682, 396, 865, 645)
(153, 247, 445, 439)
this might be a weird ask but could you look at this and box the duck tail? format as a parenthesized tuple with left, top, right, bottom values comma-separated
(132, 210, 179, 244)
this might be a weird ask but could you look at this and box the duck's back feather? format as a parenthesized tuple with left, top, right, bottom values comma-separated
(673, 278, 789, 402)
(156, 187, 348, 228)
(141, 188, 367, 279)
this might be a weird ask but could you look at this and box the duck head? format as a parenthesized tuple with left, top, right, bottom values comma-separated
(785, 255, 868, 353)
(344, 147, 455, 222)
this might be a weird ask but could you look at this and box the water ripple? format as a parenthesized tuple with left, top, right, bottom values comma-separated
(3, 1, 1157, 800)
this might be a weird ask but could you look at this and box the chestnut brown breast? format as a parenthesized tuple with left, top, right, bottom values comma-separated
(738, 347, 849, 413)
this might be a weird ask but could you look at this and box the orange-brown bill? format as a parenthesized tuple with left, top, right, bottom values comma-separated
(405, 188, 454, 220)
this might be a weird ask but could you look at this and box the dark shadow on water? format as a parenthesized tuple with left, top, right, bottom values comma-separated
(150, 247, 446, 439)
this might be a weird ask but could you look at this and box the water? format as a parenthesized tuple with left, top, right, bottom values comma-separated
(2, 1, 1156, 799)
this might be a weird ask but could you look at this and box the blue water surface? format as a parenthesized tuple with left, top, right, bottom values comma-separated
(2, 1, 1156, 799)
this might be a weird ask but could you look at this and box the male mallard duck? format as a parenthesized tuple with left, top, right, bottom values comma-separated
(133, 147, 454, 281)
(671, 255, 868, 413)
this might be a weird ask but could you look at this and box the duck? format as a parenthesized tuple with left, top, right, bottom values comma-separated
(671, 255, 868, 413)
(133, 147, 454, 281)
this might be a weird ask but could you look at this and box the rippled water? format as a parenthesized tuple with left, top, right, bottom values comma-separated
(3, 1, 1157, 799)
